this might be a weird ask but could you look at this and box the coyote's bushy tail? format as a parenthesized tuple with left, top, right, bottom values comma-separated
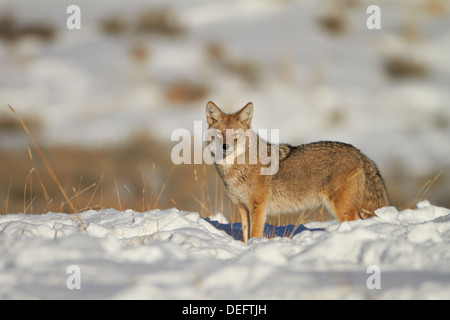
(361, 156, 389, 218)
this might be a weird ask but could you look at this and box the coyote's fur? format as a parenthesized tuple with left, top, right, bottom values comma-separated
(206, 101, 389, 242)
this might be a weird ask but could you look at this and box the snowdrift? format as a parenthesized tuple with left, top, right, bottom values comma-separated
(1, 200, 450, 299)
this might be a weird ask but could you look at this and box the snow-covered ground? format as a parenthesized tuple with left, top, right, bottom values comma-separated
(1, 200, 449, 299)
(1, 0, 450, 301)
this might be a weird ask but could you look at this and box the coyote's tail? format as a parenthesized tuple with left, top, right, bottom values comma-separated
(361, 157, 389, 218)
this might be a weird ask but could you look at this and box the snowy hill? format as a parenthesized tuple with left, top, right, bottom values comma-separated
(1, 0, 450, 177)
(1, 200, 450, 299)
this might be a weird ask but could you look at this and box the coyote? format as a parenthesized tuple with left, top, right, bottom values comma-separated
(206, 101, 389, 242)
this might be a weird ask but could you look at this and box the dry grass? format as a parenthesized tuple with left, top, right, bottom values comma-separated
(0, 12, 56, 43)
(0, 141, 184, 216)
(100, 6, 186, 37)
(8, 105, 86, 230)
(0, 107, 217, 218)
(405, 171, 442, 210)
(384, 56, 429, 79)
(205, 42, 263, 85)
(317, 14, 347, 35)
(165, 81, 209, 104)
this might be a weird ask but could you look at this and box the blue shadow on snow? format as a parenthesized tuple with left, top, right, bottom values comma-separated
(204, 218, 323, 241)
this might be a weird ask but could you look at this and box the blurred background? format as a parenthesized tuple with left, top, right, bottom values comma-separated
(0, 0, 449, 222)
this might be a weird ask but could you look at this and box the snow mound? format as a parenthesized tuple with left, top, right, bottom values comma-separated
(1, 201, 450, 299)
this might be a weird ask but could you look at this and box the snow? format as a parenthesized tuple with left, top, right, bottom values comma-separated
(1, 0, 450, 301)
(0, 0, 449, 176)
(1, 201, 450, 299)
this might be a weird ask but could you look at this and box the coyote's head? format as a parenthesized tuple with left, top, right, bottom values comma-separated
(205, 101, 254, 163)
(205, 101, 280, 175)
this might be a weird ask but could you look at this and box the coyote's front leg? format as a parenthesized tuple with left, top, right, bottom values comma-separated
(237, 205, 249, 243)
(249, 198, 267, 240)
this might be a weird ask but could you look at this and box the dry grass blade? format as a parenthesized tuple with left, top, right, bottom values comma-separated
(86, 173, 104, 210)
(115, 178, 123, 211)
(409, 171, 442, 209)
(24, 168, 35, 214)
(3, 179, 12, 215)
(140, 164, 150, 211)
(23, 196, 36, 214)
(193, 195, 211, 215)
(27, 147, 55, 212)
(58, 183, 97, 212)
(153, 165, 175, 209)
(171, 198, 180, 210)
(8, 104, 86, 230)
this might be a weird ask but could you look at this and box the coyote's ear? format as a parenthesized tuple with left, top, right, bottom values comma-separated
(237, 102, 253, 127)
(206, 101, 223, 126)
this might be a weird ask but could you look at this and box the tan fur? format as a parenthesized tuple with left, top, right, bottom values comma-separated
(206, 101, 389, 242)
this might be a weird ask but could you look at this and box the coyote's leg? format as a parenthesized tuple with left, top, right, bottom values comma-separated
(334, 201, 360, 222)
(328, 181, 363, 222)
(249, 199, 267, 239)
(237, 205, 249, 243)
